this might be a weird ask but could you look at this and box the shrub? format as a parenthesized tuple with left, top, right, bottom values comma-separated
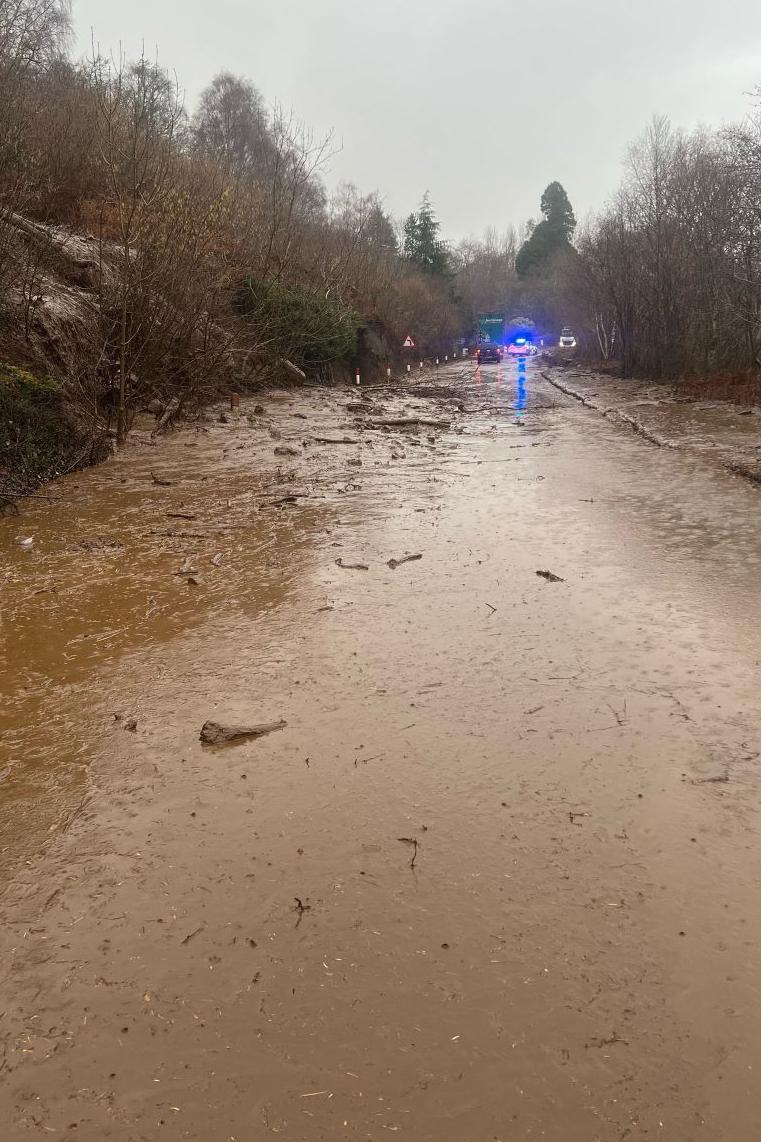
(237, 277, 362, 367)
(0, 363, 105, 503)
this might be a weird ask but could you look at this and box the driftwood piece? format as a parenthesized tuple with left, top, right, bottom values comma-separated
(387, 553, 423, 570)
(364, 418, 450, 430)
(259, 493, 309, 508)
(313, 437, 360, 445)
(335, 558, 369, 570)
(200, 719, 287, 745)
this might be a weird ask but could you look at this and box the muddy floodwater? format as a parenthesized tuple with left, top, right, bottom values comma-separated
(2, 362, 761, 1141)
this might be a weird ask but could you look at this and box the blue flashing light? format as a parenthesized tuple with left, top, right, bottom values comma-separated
(515, 337, 527, 345)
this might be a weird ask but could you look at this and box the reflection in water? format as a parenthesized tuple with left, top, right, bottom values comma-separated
(515, 361, 528, 412)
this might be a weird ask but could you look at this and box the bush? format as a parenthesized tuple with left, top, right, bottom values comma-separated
(0, 363, 106, 504)
(237, 277, 362, 367)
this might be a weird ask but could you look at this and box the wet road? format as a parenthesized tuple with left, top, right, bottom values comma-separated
(2, 361, 761, 1141)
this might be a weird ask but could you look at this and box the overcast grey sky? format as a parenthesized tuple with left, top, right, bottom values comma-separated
(73, 0, 761, 240)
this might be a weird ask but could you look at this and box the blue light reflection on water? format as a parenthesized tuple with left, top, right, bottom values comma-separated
(515, 360, 528, 412)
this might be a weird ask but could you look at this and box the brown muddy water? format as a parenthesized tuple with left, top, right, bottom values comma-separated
(2, 362, 761, 1141)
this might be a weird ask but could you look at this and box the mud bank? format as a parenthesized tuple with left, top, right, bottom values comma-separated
(3, 361, 761, 1141)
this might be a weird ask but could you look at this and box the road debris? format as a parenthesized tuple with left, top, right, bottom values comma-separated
(175, 558, 198, 576)
(313, 437, 360, 445)
(397, 836, 419, 869)
(199, 719, 287, 745)
(387, 553, 423, 569)
(259, 494, 306, 509)
(293, 897, 312, 926)
(366, 417, 450, 430)
(335, 558, 369, 570)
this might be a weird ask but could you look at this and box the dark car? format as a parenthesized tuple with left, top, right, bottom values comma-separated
(476, 343, 503, 364)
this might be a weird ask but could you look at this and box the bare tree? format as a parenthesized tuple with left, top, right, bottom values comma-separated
(192, 71, 273, 179)
(91, 48, 184, 442)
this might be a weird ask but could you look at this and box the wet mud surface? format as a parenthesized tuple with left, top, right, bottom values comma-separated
(544, 366, 761, 482)
(2, 362, 761, 1140)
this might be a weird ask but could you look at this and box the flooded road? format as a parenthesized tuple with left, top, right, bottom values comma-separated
(2, 361, 761, 1141)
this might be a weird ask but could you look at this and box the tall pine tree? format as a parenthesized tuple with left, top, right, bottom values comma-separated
(403, 193, 450, 276)
(516, 182, 576, 278)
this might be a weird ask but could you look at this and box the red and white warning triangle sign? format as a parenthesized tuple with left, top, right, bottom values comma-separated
(402, 334, 416, 348)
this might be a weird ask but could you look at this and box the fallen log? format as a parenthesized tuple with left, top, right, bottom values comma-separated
(152, 396, 183, 436)
(313, 437, 360, 444)
(364, 418, 450, 430)
(280, 358, 306, 381)
(200, 719, 287, 745)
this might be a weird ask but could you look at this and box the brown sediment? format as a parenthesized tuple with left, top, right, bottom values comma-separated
(2, 362, 761, 1140)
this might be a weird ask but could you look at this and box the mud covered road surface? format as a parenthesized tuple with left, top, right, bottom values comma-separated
(543, 365, 761, 484)
(2, 361, 761, 1141)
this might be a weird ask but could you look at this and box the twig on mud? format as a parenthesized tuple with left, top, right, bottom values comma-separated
(354, 753, 384, 768)
(364, 417, 451, 430)
(387, 553, 423, 569)
(585, 1033, 629, 1049)
(606, 700, 627, 727)
(181, 925, 204, 945)
(259, 493, 309, 509)
(484, 601, 497, 614)
(0, 489, 72, 502)
(313, 437, 360, 444)
(335, 558, 369, 570)
(293, 897, 312, 927)
(397, 836, 419, 869)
